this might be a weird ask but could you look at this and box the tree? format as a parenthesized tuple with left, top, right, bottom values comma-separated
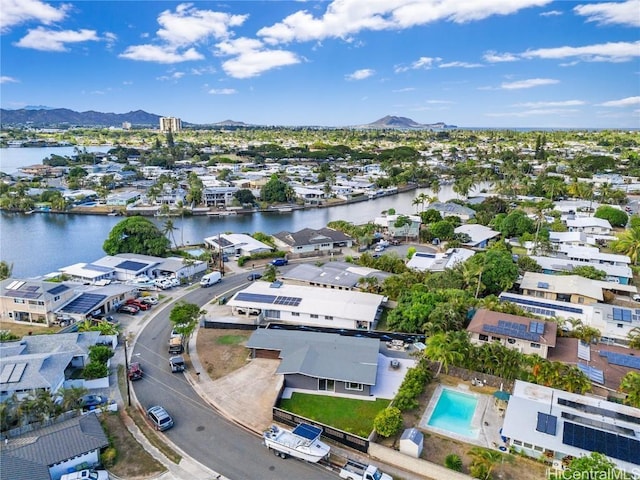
(260, 174, 290, 203)
(0, 260, 13, 280)
(562, 265, 606, 280)
(619, 371, 640, 408)
(429, 220, 454, 240)
(162, 218, 179, 248)
(594, 205, 628, 227)
(373, 406, 403, 437)
(234, 189, 256, 205)
(610, 226, 640, 264)
(103, 216, 170, 256)
(170, 301, 205, 353)
(628, 326, 640, 349)
(554, 452, 622, 480)
(424, 331, 464, 376)
(444, 454, 463, 472)
(468, 447, 512, 480)
(466, 248, 518, 296)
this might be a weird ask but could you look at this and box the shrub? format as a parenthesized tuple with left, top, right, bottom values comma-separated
(88, 345, 114, 364)
(373, 406, 403, 437)
(83, 361, 108, 379)
(101, 446, 117, 467)
(445, 453, 463, 472)
(393, 362, 433, 411)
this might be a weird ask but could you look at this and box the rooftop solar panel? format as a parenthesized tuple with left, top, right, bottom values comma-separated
(577, 341, 591, 362)
(536, 412, 557, 436)
(235, 292, 277, 304)
(60, 293, 106, 314)
(563, 421, 640, 466)
(47, 284, 69, 295)
(577, 363, 604, 384)
(601, 351, 640, 370)
(8, 363, 26, 383)
(5, 290, 42, 299)
(0, 364, 15, 384)
(24, 285, 39, 292)
(115, 260, 148, 271)
(273, 296, 302, 306)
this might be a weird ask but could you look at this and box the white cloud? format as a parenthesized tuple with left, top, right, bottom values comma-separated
(257, 0, 552, 44)
(1, 0, 69, 33)
(156, 4, 248, 47)
(513, 100, 585, 107)
(217, 38, 300, 78)
(345, 68, 374, 80)
(540, 10, 562, 16)
(597, 96, 640, 107)
(501, 78, 559, 89)
(439, 61, 483, 68)
(157, 71, 186, 81)
(427, 100, 454, 104)
(395, 56, 440, 73)
(190, 66, 216, 75)
(574, 0, 640, 27)
(15, 27, 100, 51)
(120, 44, 204, 63)
(521, 40, 640, 62)
(0, 76, 19, 84)
(208, 88, 238, 95)
(483, 50, 518, 62)
(392, 87, 415, 92)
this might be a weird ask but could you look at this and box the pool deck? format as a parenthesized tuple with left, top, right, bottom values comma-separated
(420, 382, 507, 451)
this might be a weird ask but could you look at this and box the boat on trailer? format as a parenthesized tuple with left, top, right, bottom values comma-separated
(263, 423, 330, 462)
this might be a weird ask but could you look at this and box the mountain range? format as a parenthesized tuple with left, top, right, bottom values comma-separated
(0, 108, 455, 129)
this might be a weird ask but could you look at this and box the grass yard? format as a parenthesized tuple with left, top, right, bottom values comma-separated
(278, 392, 390, 438)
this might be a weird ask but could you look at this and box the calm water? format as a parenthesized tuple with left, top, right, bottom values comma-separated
(0, 147, 491, 278)
(427, 388, 479, 438)
(0, 146, 110, 174)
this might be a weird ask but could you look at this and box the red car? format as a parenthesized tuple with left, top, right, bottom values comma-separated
(126, 299, 150, 310)
(118, 304, 139, 315)
(128, 362, 143, 381)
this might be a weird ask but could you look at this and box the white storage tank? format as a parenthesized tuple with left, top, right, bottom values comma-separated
(399, 427, 424, 458)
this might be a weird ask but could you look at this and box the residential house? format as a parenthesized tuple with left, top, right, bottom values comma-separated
(292, 186, 325, 205)
(105, 190, 140, 206)
(202, 186, 239, 208)
(528, 255, 632, 286)
(407, 248, 475, 273)
(272, 228, 354, 256)
(426, 202, 476, 221)
(467, 309, 557, 358)
(454, 224, 500, 248)
(0, 413, 109, 480)
(0, 331, 104, 401)
(519, 272, 604, 305)
(227, 281, 385, 330)
(156, 185, 187, 206)
(565, 217, 612, 235)
(90, 254, 161, 281)
(246, 329, 379, 398)
(204, 233, 272, 257)
(280, 262, 390, 291)
(548, 231, 594, 248)
(373, 214, 421, 239)
(502, 380, 639, 473)
(0, 280, 78, 326)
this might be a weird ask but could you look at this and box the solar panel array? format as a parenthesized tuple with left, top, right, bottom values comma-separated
(563, 421, 639, 466)
(116, 260, 148, 271)
(47, 284, 69, 296)
(577, 341, 591, 362)
(0, 363, 27, 384)
(599, 351, 640, 370)
(482, 320, 541, 342)
(536, 412, 557, 436)
(234, 292, 302, 307)
(499, 294, 584, 314)
(577, 363, 605, 384)
(61, 293, 106, 314)
(529, 321, 545, 334)
(5, 289, 41, 299)
(612, 307, 632, 323)
(537, 282, 550, 289)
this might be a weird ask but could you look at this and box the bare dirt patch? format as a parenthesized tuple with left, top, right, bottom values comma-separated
(0, 320, 59, 338)
(196, 327, 251, 380)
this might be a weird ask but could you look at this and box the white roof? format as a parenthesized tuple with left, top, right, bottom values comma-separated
(59, 263, 114, 279)
(454, 224, 500, 246)
(557, 245, 631, 265)
(520, 272, 604, 301)
(549, 231, 589, 244)
(566, 217, 612, 229)
(407, 248, 475, 272)
(204, 233, 272, 253)
(228, 281, 385, 322)
(530, 256, 632, 280)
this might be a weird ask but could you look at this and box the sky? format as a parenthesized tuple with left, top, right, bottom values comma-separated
(1, 0, 639, 129)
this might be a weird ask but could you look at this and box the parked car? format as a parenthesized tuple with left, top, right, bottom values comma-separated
(127, 362, 143, 381)
(633, 294, 640, 302)
(247, 272, 262, 281)
(118, 304, 139, 315)
(271, 258, 288, 266)
(374, 244, 385, 252)
(167, 277, 180, 287)
(154, 278, 172, 290)
(60, 469, 109, 480)
(140, 296, 158, 306)
(126, 299, 150, 310)
(147, 405, 174, 431)
(77, 394, 109, 410)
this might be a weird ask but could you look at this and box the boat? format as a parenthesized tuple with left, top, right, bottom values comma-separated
(263, 423, 330, 462)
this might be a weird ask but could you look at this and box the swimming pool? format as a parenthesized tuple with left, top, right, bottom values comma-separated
(427, 388, 479, 438)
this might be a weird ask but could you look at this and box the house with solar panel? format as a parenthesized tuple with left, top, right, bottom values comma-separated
(203, 233, 273, 257)
(519, 272, 604, 305)
(528, 254, 633, 286)
(279, 262, 391, 291)
(467, 309, 557, 358)
(227, 281, 385, 330)
(272, 228, 354, 257)
(0, 331, 108, 402)
(425, 202, 476, 221)
(406, 248, 475, 273)
(501, 380, 639, 473)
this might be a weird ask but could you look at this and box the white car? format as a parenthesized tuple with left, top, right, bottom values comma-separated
(633, 294, 640, 302)
(374, 244, 385, 252)
(154, 278, 172, 290)
(168, 277, 180, 287)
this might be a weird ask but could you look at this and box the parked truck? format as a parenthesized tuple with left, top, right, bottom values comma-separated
(339, 459, 392, 480)
(169, 355, 185, 373)
(168, 336, 183, 354)
(200, 271, 222, 287)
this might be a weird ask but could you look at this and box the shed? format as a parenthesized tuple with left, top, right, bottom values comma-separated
(399, 427, 424, 458)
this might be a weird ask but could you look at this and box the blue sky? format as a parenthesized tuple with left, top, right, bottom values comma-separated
(1, 0, 639, 128)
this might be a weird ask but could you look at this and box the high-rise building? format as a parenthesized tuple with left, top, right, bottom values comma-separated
(159, 117, 181, 133)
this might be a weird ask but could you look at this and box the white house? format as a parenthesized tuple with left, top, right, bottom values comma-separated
(502, 380, 639, 473)
(407, 248, 475, 272)
(565, 217, 612, 235)
(454, 224, 500, 248)
(374, 214, 421, 239)
(204, 233, 272, 257)
(227, 281, 385, 330)
(426, 202, 476, 221)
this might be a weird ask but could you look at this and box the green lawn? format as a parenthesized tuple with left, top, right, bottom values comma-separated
(278, 393, 390, 437)
(216, 334, 248, 345)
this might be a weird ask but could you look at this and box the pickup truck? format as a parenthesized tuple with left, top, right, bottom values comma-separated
(339, 459, 392, 480)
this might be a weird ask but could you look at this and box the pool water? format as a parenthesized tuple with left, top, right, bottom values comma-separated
(427, 388, 479, 438)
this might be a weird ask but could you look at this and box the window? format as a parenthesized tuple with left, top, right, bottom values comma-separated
(578, 297, 584, 304)
(533, 445, 544, 452)
(507, 338, 516, 344)
(325, 315, 333, 320)
(523, 442, 533, 449)
(617, 323, 623, 328)
(264, 310, 280, 319)
(530, 343, 540, 349)
(512, 439, 522, 446)
(54, 295, 60, 301)
(310, 314, 318, 319)
(479, 334, 488, 341)
(292, 312, 300, 317)
(491, 336, 500, 341)
(345, 383, 363, 391)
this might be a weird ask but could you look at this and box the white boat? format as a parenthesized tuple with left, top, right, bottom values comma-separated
(263, 423, 330, 463)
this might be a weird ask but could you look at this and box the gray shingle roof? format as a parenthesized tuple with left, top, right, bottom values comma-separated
(247, 329, 379, 385)
(0, 413, 109, 480)
(272, 227, 353, 247)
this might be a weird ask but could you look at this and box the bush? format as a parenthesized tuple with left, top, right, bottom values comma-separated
(445, 453, 463, 472)
(101, 446, 117, 467)
(88, 345, 114, 364)
(373, 406, 403, 437)
(393, 363, 433, 411)
(83, 361, 108, 379)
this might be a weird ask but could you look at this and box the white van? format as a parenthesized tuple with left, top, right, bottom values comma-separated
(200, 271, 222, 287)
(60, 470, 109, 480)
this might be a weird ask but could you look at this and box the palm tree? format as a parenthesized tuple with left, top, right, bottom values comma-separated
(610, 226, 640, 265)
(162, 218, 179, 248)
(0, 260, 13, 280)
(468, 446, 512, 480)
(619, 371, 640, 408)
(559, 365, 591, 394)
(627, 327, 640, 349)
(412, 196, 421, 213)
(424, 332, 464, 376)
(572, 325, 601, 344)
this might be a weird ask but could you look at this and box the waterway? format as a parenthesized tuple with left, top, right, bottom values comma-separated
(0, 146, 110, 174)
(0, 147, 491, 278)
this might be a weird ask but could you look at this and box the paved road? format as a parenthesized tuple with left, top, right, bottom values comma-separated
(131, 274, 336, 480)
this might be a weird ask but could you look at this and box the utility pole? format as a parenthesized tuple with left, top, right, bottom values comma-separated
(123, 338, 131, 407)
(218, 232, 225, 276)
